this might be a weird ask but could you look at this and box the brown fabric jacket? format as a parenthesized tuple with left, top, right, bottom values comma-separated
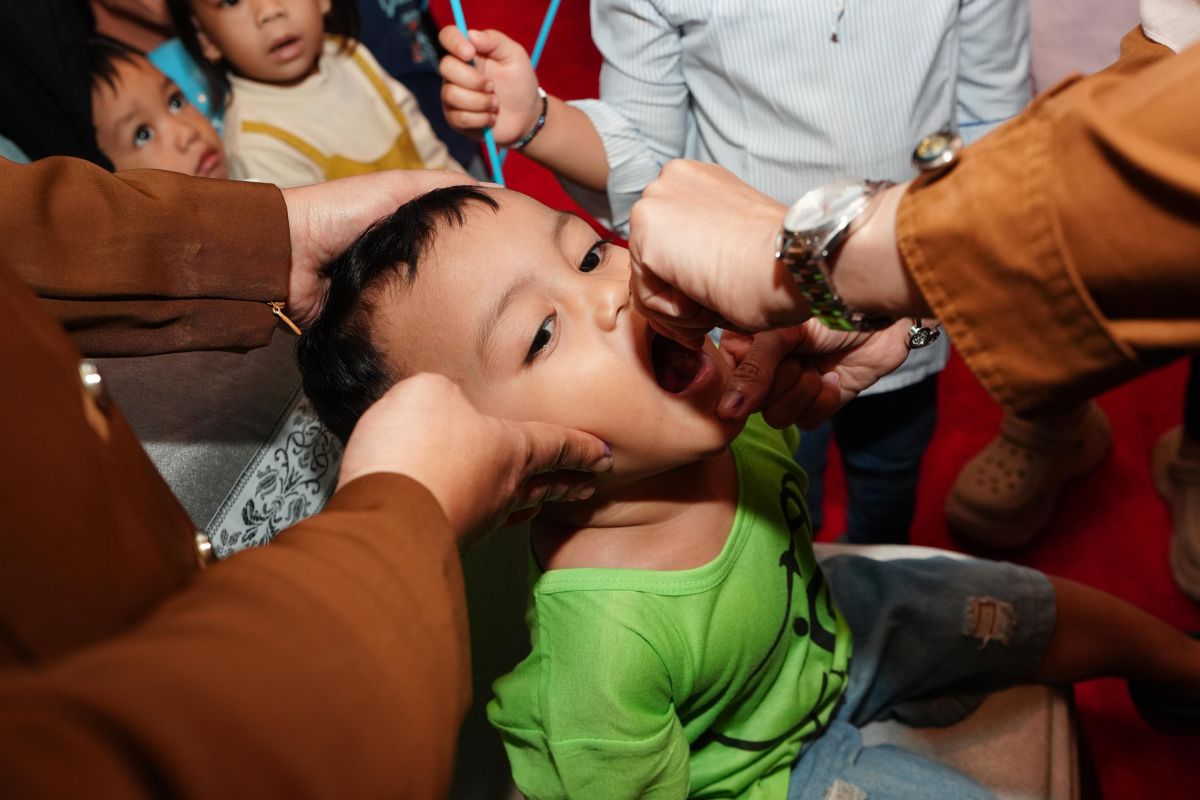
(0, 158, 469, 798)
(899, 29, 1200, 416)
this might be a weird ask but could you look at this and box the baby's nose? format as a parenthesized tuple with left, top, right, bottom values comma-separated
(592, 275, 630, 332)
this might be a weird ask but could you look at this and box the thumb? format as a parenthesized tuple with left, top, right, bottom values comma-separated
(511, 420, 613, 477)
(717, 330, 799, 422)
(469, 28, 526, 63)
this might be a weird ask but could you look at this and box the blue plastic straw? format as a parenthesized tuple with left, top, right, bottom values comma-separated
(447, 0, 506, 185)
(498, 0, 561, 167)
(444, 0, 563, 177)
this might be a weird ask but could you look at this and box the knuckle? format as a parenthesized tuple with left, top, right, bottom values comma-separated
(732, 355, 767, 381)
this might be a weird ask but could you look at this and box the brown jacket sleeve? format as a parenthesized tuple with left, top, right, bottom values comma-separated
(0, 473, 470, 799)
(0, 157, 291, 356)
(897, 29, 1200, 416)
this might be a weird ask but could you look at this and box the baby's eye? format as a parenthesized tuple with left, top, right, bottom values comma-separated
(219, 0, 240, 7)
(579, 240, 610, 273)
(525, 314, 555, 365)
(133, 125, 154, 148)
(168, 91, 186, 112)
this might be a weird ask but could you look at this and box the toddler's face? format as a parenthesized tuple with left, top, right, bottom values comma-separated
(92, 55, 227, 177)
(192, 0, 330, 85)
(373, 190, 743, 486)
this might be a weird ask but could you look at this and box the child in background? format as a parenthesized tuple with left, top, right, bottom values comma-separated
(87, 36, 341, 555)
(166, 0, 462, 187)
(89, 37, 228, 178)
(438, 0, 1032, 545)
(297, 185, 1200, 800)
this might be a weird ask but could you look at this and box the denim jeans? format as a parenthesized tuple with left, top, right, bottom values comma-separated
(788, 554, 1058, 800)
(796, 375, 938, 544)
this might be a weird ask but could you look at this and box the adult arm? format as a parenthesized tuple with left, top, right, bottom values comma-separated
(1, 157, 290, 355)
(0, 355, 609, 797)
(0, 474, 472, 798)
(629, 30, 1200, 419)
(891, 28, 1200, 414)
(1, 157, 473, 356)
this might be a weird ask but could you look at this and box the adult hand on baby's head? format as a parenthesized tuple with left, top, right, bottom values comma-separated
(338, 373, 613, 547)
(628, 160, 811, 349)
(438, 26, 542, 146)
(717, 318, 913, 429)
(281, 170, 474, 328)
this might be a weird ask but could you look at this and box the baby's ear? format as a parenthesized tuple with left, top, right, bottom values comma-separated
(194, 20, 222, 63)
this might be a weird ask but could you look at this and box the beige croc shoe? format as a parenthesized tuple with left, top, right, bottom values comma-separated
(946, 401, 1112, 548)
(1153, 426, 1200, 602)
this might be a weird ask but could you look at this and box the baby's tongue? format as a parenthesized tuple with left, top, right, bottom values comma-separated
(652, 334, 701, 393)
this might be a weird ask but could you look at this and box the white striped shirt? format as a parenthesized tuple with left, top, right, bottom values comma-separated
(567, 0, 1031, 392)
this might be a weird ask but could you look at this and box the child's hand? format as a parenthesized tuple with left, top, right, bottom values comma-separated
(438, 26, 542, 146)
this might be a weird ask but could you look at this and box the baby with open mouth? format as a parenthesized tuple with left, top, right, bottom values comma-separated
(296, 186, 1200, 800)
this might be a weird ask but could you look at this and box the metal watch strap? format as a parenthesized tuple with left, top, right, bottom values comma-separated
(777, 180, 895, 333)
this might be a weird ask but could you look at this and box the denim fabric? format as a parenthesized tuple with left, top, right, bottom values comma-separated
(788, 554, 1057, 800)
(788, 720, 995, 800)
(796, 375, 939, 544)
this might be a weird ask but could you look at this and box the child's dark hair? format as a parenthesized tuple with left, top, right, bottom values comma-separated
(297, 186, 499, 442)
(88, 36, 147, 95)
(164, 0, 361, 112)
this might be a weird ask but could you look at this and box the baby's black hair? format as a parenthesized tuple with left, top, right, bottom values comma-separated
(87, 36, 147, 95)
(164, 0, 361, 112)
(297, 186, 499, 442)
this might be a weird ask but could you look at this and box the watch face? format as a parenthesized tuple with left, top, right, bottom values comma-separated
(912, 130, 963, 174)
(784, 178, 868, 232)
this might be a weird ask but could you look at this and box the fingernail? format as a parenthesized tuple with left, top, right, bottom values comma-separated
(602, 441, 613, 458)
(719, 390, 744, 416)
(593, 456, 613, 472)
(485, 81, 495, 92)
(572, 484, 596, 501)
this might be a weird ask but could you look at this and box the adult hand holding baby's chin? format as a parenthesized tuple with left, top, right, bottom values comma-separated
(281, 170, 476, 327)
(336, 374, 613, 546)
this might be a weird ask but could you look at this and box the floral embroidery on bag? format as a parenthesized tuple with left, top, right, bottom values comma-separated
(209, 391, 342, 557)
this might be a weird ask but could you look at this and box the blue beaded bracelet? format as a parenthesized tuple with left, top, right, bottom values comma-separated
(512, 87, 548, 151)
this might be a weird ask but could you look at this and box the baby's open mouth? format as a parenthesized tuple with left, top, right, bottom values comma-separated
(651, 333, 703, 393)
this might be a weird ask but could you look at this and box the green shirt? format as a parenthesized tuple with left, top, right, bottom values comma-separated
(488, 417, 853, 799)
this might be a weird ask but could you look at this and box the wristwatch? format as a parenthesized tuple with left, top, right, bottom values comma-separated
(912, 129, 962, 174)
(777, 131, 963, 340)
(775, 178, 895, 333)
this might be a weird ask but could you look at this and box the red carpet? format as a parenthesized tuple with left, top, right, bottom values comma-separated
(431, 2, 1200, 796)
